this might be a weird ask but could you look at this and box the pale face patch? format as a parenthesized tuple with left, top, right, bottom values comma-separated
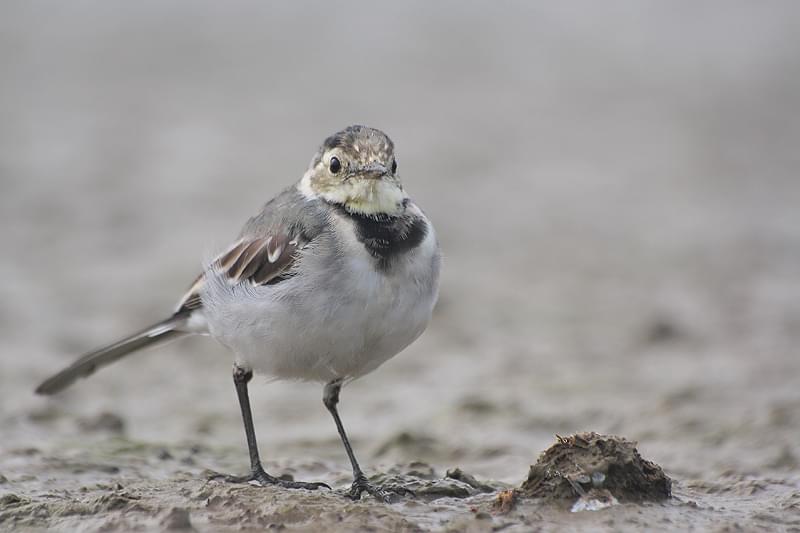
(322, 177, 406, 215)
(299, 170, 407, 215)
(298, 130, 409, 216)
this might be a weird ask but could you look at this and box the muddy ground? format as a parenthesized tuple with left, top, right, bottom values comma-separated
(2, 2, 800, 531)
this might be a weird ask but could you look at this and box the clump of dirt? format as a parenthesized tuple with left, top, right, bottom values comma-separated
(520, 433, 671, 504)
(491, 489, 518, 514)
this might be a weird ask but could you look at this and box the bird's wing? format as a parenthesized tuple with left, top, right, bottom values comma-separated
(174, 232, 306, 315)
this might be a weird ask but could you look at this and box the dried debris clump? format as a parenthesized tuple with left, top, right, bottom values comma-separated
(520, 432, 671, 507)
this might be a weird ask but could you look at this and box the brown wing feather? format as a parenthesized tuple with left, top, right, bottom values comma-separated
(174, 234, 303, 315)
(229, 239, 269, 281)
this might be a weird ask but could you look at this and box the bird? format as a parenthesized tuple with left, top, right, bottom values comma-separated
(35, 125, 442, 502)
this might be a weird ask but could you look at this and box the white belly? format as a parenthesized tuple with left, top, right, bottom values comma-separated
(200, 222, 440, 383)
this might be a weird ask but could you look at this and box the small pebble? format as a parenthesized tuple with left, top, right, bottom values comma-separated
(160, 507, 193, 530)
(78, 412, 125, 433)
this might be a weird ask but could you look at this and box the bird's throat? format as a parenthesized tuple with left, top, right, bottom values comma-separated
(301, 174, 407, 216)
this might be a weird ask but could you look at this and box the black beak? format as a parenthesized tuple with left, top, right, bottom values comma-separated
(359, 162, 388, 180)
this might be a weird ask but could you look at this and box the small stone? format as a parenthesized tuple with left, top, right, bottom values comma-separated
(406, 461, 437, 479)
(161, 507, 193, 530)
(78, 412, 125, 434)
(414, 480, 471, 499)
(446, 468, 495, 492)
(158, 449, 173, 461)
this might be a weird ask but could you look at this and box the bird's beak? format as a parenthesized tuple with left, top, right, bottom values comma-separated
(359, 162, 388, 180)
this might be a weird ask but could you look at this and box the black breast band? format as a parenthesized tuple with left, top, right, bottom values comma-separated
(334, 206, 428, 270)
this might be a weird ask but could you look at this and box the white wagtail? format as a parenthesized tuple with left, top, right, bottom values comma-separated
(36, 125, 442, 502)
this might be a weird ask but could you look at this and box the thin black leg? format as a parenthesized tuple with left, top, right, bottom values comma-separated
(323, 379, 363, 479)
(233, 365, 262, 472)
(212, 364, 329, 491)
(323, 379, 412, 502)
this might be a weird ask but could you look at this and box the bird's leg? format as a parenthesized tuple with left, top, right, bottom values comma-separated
(323, 379, 412, 502)
(213, 364, 329, 491)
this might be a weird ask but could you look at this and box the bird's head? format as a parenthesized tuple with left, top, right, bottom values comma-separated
(300, 125, 407, 216)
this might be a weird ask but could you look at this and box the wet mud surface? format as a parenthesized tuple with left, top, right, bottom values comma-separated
(2, 431, 800, 531)
(3, 2, 800, 532)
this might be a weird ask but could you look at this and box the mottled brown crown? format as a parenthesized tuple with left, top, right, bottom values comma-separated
(310, 125, 395, 169)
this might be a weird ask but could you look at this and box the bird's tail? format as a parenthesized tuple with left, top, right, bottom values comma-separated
(35, 314, 191, 395)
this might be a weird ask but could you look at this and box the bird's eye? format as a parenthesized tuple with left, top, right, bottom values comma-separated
(391, 158, 397, 174)
(329, 156, 341, 174)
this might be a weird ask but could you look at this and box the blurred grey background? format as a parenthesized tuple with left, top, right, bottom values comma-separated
(2, 1, 800, 482)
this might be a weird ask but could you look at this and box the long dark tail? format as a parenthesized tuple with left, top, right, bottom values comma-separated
(35, 314, 190, 395)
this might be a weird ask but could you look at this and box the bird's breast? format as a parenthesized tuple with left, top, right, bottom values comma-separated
(332, 204, 431, 271)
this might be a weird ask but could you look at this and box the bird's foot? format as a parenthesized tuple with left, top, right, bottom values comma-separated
(348, 473, 414, 503)
(210, 465, 330, 491)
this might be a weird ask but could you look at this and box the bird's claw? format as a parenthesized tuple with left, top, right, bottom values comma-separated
(347, 474, 414, 503)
